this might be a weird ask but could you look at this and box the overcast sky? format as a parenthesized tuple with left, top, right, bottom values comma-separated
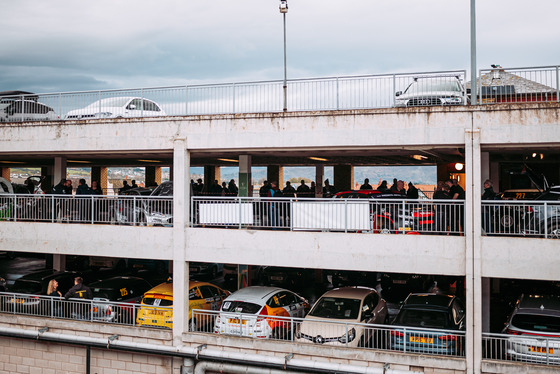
(2, 0, 559, 94)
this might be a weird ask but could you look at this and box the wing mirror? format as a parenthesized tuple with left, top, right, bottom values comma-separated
(128, 104, 136, 110)
(395, 91, 402, 97)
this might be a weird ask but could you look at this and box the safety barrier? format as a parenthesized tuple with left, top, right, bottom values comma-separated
(193, 309, 466, 357)
(483, 332, 560, 366)
(0, 292, 171, 328)
(0, 194, 172, 226)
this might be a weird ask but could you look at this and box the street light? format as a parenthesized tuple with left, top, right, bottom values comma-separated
(279, 0, 288, 112)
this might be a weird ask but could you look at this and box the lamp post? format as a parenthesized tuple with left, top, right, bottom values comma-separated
(279, 0, 288, 112)
(470, 0, 477, 105)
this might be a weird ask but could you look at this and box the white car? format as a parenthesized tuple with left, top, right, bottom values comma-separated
(214, 286, 310, 340)
(395, 76, 466, 107)
(1, 100, 58, 122)
(65, 97, 166, 120)
(296, 286, 387, 347)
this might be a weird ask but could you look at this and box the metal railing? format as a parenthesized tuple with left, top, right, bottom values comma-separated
(0, 194, 172, 226)
(478, 65, 560, 104)
(483, 332, 560, 366)
(191, 196, 465, 235)
(193, 309, 466, 357)
(0, 70, 469, 122)
(481, 200, 560, 238)
(0, 292, 171, 328)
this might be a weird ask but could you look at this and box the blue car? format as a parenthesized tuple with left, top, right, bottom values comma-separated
(390, 293, 466, 356)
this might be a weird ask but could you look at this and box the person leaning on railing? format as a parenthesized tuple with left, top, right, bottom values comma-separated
(46, 279, 63, 317)
(64, 277, 93, 320)
(481, 180, 497, 234)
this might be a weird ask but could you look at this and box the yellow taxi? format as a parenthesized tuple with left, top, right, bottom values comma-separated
(136, 280, 230, 329)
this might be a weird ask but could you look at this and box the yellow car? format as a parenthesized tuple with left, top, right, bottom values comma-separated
(136, 280, 230, 329)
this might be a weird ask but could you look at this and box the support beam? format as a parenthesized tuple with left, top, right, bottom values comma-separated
(465, 127, 482, 374)
(267, 166, 283, 188)
(204, 166, 221, 194)
(0, 167, 9, 181)
(52, 254, 66, 272)
(238, 155, 252, 197)
(172, 138, 190, 344)
(145, 166, 162, 188)
(91, 167, 108, 195)
(315, 165, 324, 197)
(333, 165, 353, 192)
(53, 157, 67, 187)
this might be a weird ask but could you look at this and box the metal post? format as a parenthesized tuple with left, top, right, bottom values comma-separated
(470, 0, 478, 105)
(281, 2, 288, 113)
(556, 66, 559, 103)
(336, 77, 340, 110)
(91, 196, 94, 224)
(232, 83, 236, 114)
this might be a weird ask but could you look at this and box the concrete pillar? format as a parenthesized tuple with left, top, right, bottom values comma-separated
(40, 166, 52, 193)
(91, 167, 108, 195)
(52, 254, 66, 271)
(315, 165, 324, 197)
(204, 166, 221, 193)
(145, 166, 162, 188)
(53, 157, 67, 186)
(0, 167, 9, 181)
(436, 162, 449, 182)
(334, 165, 354, 192)
(481, 152, 490, 183)
(172, 138, 190, 344)
(267, 166, 283, 187)
(490, 162, 500, 192)
(482, 277, 491, 332)
(238, 155, 252, 197)
(464, 128, 482, 374)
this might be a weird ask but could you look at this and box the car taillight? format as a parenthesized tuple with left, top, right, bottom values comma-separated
(526, 207, 534, 213)
(505, 328, 522, 335)
(257, 307, 268, 322)
(438, 334, 458, 341)
(389, 331, 404, 337)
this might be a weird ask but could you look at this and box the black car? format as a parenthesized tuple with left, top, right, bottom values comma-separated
(260, 266, 314, 288)
(390, 293, 466, 355)
(521, 186, 560, 239)
(90, 276, 153, 323)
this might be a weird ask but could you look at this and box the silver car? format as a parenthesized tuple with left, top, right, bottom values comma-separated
(395, 76, 466, 107)
(503, 294, 560, 364)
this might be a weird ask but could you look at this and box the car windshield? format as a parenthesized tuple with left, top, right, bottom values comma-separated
(405, 80, 461, 94)
(308, 297, 361, 320)
(11, 280, 42, 294)
(395, 309, 449, 329)
(221, 300, 262, 314)
(86, 97, 131, 109)
(511, 313, 560, 333)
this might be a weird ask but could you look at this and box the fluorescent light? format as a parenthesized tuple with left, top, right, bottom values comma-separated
(308, 157, 328, 162)
(411, 155, 428, 161)
(137, 159, 162, 163)
(0, 160, 25, 164)
(217, 158, 238, 163)
(68, 160, 91, 164)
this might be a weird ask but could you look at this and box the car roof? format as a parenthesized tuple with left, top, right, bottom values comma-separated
(143, 280, 216, 297)
(403, 293, 456, 310)
(225, 286, 286, 304)
(89, 276, 148, 288)
(517, 295, 560, 316)
(319, 286, 377, 300)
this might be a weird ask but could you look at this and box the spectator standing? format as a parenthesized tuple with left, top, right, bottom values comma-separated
(323, 179, 336, 197)
(90, 181, 102, 195)
(193, 178, 204, 195)
(482, 179, 497, 234)
(119, 181, 131, 195)
(52, 179, 67, 194)
(65, 276, 93, 320)
(390, 178, 399, 192)
(76, 179, 92, 222)
(296, 180, 310, 197)
(396, 180, 407, 195)
(131, 180, 138, 189)
(282, 181, 296, 198)
(47, 279, 63, 317)
(377, 180, 389, 192)
(64, 179, 73, 194)
(360, 178, 373, 190)
(446, 179, 465, 234)
(259, 180, 271, 197)
(267, 181, 283, 227)
(433, 181, 450, 233)
(407, 182, 419, 199)
(221, 182, 229, 196)
(228, 179, 239, 196)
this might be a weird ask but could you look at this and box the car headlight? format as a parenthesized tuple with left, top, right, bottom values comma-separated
(338, 328, 356, 343)
(395, 99, 407, 106)
(441, 97, 462, 104)
(95, 112, 113, 118)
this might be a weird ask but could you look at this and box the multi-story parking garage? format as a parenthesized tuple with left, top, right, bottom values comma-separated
(1, 67, 560, 374)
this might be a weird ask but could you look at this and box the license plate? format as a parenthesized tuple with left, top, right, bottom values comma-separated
(410, 336, 433, 344)
(149, 310, 165, 316)
(228, 318, 247, 325)
(92, 306, 99, 313)
(530, 346, 553, 354)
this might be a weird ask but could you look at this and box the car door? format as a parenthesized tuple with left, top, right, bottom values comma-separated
(199, 285, 222, 311)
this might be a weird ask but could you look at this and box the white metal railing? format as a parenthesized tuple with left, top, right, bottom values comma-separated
(481, 200, 560, 238)
(0, 292, 171, 328)
(478, 65, 560, 105)
(483, 332, 560, 366)
(0, 70, 470, 123)
(191, 196, 465, 235)
(193, 309, 466, 357)
(0, 194, 172, 226)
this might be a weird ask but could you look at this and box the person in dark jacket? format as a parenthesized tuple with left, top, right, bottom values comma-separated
(65, 277, 93, 320)
(407, 182, 419, 199)
(52, 179, 67, 195)
(482, 179, 497, 233)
